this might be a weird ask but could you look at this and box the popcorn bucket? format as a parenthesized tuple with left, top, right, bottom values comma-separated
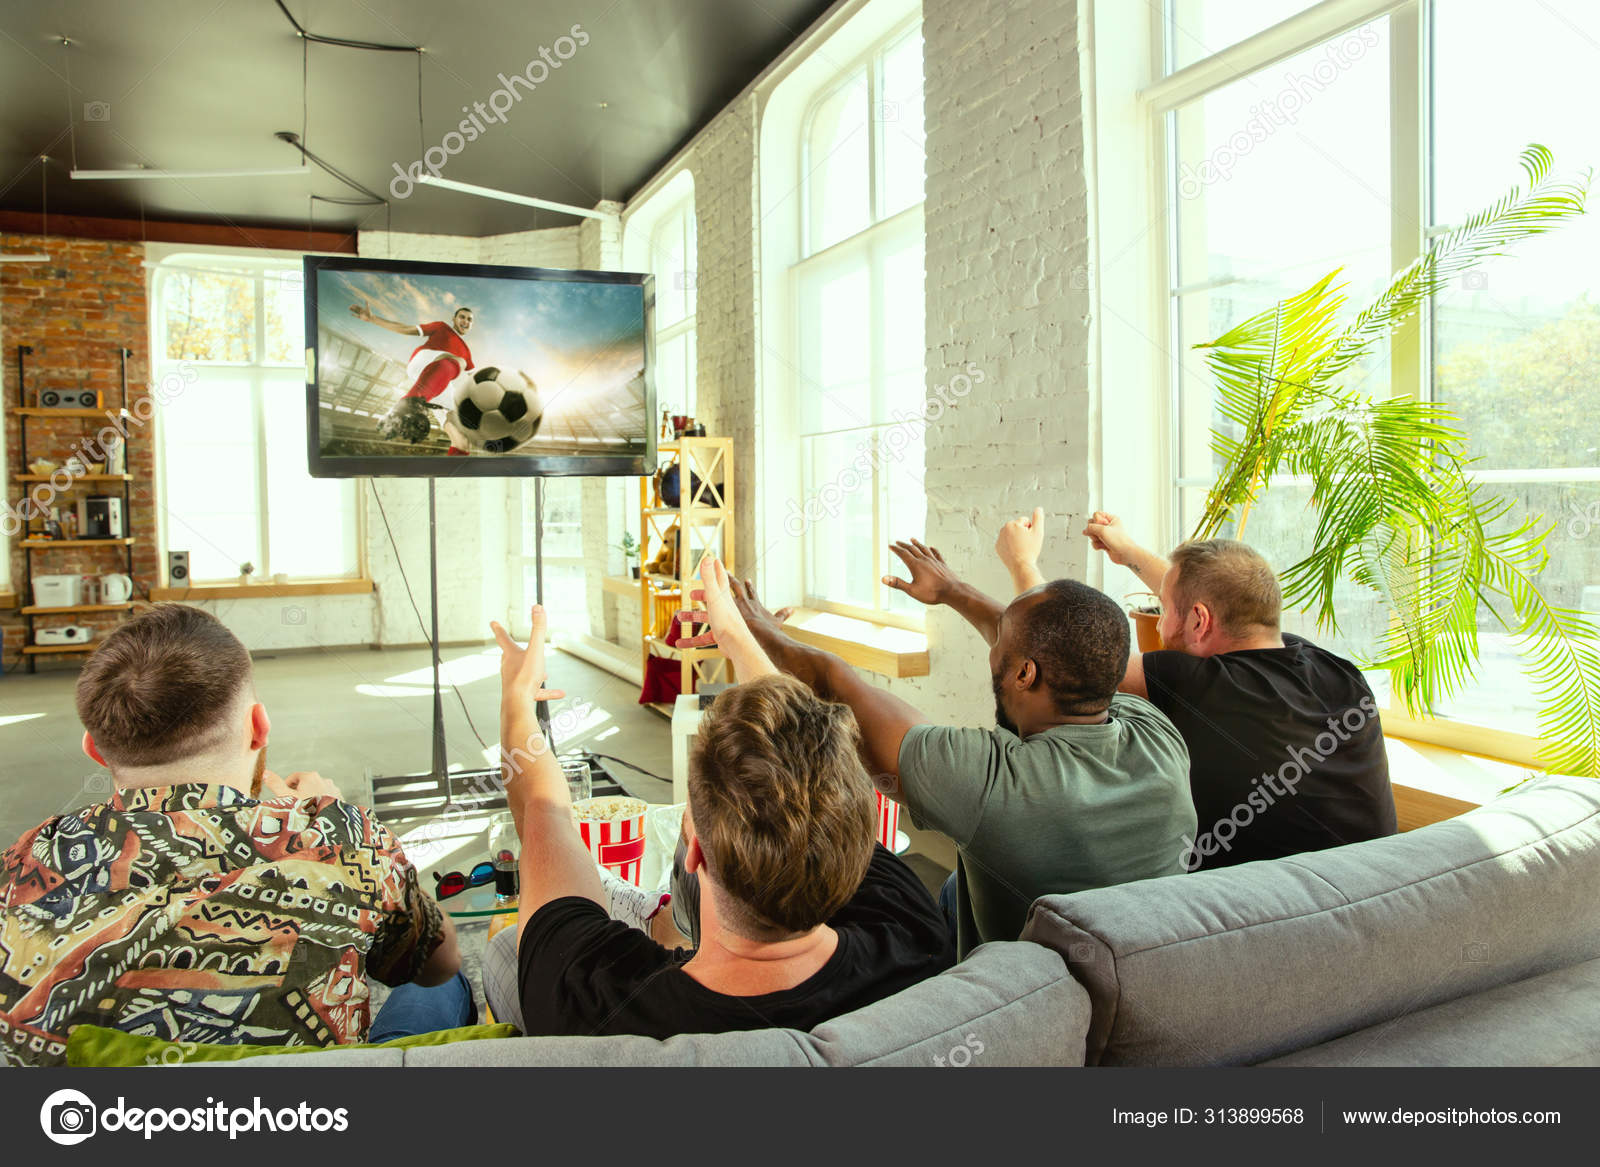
(573, 796, 649, 885)
(875, 791, 900, 851)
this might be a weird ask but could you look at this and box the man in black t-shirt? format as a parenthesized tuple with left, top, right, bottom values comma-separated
(481, 557, 952, 1040)
(995, 509, 1395, 871)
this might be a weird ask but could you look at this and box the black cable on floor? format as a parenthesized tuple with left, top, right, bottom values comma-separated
(367, 480, 490, 751)
(582, 752, 670, 786)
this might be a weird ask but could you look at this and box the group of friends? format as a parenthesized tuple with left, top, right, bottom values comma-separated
(0, 510, 1395, 1065)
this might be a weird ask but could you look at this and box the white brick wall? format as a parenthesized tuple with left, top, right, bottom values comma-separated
(898, 0, 1095, 725)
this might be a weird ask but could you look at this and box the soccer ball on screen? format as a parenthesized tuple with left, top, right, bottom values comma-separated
(446, 367, 543, 453)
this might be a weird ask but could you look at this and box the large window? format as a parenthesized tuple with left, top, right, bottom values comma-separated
(1155, 0, 1599, 748)
(154, 254, 359, 583)
(649, 196, 698, 421)
(795, 22, 927, 623)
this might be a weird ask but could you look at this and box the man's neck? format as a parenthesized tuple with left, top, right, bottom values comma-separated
(684, 919, 840, 996)
(1213, 629, 1286, 654)
(113, 766, 253, 798)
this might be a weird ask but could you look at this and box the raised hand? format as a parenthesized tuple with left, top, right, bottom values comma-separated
(883, 539, 961, 606)
(348, 299, 373, 323)
(490, 605, 569, 711)
(996, 508, 1045, 575)
(1083, 510, 1137, 566)
(674, 557, 779, 678)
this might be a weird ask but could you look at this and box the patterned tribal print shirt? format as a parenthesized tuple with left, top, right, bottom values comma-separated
(0, 783, 443, 1066)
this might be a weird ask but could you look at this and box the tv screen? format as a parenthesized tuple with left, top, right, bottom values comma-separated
(304, 255, 654, 478)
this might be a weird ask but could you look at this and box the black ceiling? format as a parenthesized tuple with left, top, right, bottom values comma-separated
(0, 0, 834, 237)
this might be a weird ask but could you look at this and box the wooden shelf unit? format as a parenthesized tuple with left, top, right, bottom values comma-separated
(639, 436, 736, 697)
(10, 344, 139, 672)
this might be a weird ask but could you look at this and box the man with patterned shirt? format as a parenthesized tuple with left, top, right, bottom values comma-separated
(0, 605, 464, 1066)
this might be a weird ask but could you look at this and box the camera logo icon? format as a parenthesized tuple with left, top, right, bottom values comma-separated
(40, 1088, 97, 1145)
(83, 101, 111, 122)
(281, 605, 308, 626)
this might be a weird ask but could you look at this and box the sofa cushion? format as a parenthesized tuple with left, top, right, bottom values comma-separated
(1258, 957, 1600, 1067)
(399, 939, 1083, 1067)
(1022, 774, 1600, 1066)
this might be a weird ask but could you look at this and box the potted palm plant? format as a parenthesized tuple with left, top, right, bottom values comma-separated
(1178, 145, 1600, 777)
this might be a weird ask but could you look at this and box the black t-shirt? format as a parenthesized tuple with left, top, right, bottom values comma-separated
(517, 844, 955, 1039)
(1141, 634, 1396, 870)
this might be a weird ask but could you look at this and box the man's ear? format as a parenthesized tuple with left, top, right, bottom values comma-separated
(1015, 657, 1039, 691)
(248, 703, 270, 752)
(82, 731, 109, 768)
(1190, 602, 1214, 642)
(684, 828, 707, 875)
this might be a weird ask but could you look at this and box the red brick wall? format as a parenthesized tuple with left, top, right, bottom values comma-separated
(2, 234, 155, 674)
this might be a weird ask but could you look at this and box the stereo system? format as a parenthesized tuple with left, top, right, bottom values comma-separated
(167, 550, 191, 585)
(36, 625, 94, 646)
(38, 388, 103, 410)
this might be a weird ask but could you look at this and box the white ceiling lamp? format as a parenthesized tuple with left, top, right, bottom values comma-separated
(417, 174, 616, 222)
(71, 166, 308, 180)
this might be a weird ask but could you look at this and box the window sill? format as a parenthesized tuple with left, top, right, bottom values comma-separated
(782, 607, 929, 679)
(148, 579, 374, 601)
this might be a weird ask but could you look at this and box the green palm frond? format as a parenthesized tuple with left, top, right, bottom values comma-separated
(1189, 145, 1599, 777)
(1319, 144, 1592, 386)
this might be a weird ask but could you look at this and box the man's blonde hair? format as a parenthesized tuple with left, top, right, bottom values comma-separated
(688, 674, 875, 939)
(1169, 539, 1281, 636)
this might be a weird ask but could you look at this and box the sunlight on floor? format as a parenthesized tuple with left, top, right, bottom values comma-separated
(0, 713, 46, 729)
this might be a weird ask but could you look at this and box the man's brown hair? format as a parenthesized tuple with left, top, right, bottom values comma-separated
(1168, 538, 1282, 636)
(688, 674, 875, 939)
(75, 604, 253, 768)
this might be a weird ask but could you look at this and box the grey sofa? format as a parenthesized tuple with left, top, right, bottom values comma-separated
(243, 773, 1600, 1068)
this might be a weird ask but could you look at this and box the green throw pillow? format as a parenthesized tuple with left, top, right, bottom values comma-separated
(66, 1022, 520, 1068)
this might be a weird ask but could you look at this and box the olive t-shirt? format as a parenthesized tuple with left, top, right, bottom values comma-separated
(897, 694, 1196, 957)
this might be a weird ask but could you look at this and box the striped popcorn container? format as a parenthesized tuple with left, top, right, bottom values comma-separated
(573, 796, 650, 885)
(875, 791, 900, 851)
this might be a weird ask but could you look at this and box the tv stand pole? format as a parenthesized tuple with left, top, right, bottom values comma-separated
(428, 479, 450, 803)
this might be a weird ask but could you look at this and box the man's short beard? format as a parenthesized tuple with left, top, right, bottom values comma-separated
(991, 671, 1019, 736)
(250, 750, 267, 798)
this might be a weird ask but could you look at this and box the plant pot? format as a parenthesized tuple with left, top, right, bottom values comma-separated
(1131, 609, 1164, 653)
(630, 566, 640, 579)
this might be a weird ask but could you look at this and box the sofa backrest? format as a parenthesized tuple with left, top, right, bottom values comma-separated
(237, 938, 1090, 1068)
(1021, 774, 1600, 1066)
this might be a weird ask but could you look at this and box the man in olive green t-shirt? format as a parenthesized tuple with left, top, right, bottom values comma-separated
(898, 692, 1193, 956)
(680, 537, 1196, 958)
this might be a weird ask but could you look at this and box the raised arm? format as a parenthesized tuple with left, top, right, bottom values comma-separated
(882, 539, 1006, 647)
(683, 574, 929, 800)
(995, 507, 1047, 594)
(1084, 511, 1170, 595)
(349, 299, 422, 336)
(489, 606, 601, 937)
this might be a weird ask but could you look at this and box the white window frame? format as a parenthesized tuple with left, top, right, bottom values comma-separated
(793, 17, 926, 629)
(648, 193, 698, 420)
(151, 250, 363, 584)
(1134, 0, 1580, 762)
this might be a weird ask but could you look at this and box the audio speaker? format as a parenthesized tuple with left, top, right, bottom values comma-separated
(38, 388, 103, 410)
(167, 551, 191, 585)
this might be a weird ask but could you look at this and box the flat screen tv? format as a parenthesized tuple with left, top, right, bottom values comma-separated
(304, 255, 654, 478)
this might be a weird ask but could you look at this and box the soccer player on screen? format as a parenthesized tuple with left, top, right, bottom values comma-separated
(349, 301, 476, 444)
